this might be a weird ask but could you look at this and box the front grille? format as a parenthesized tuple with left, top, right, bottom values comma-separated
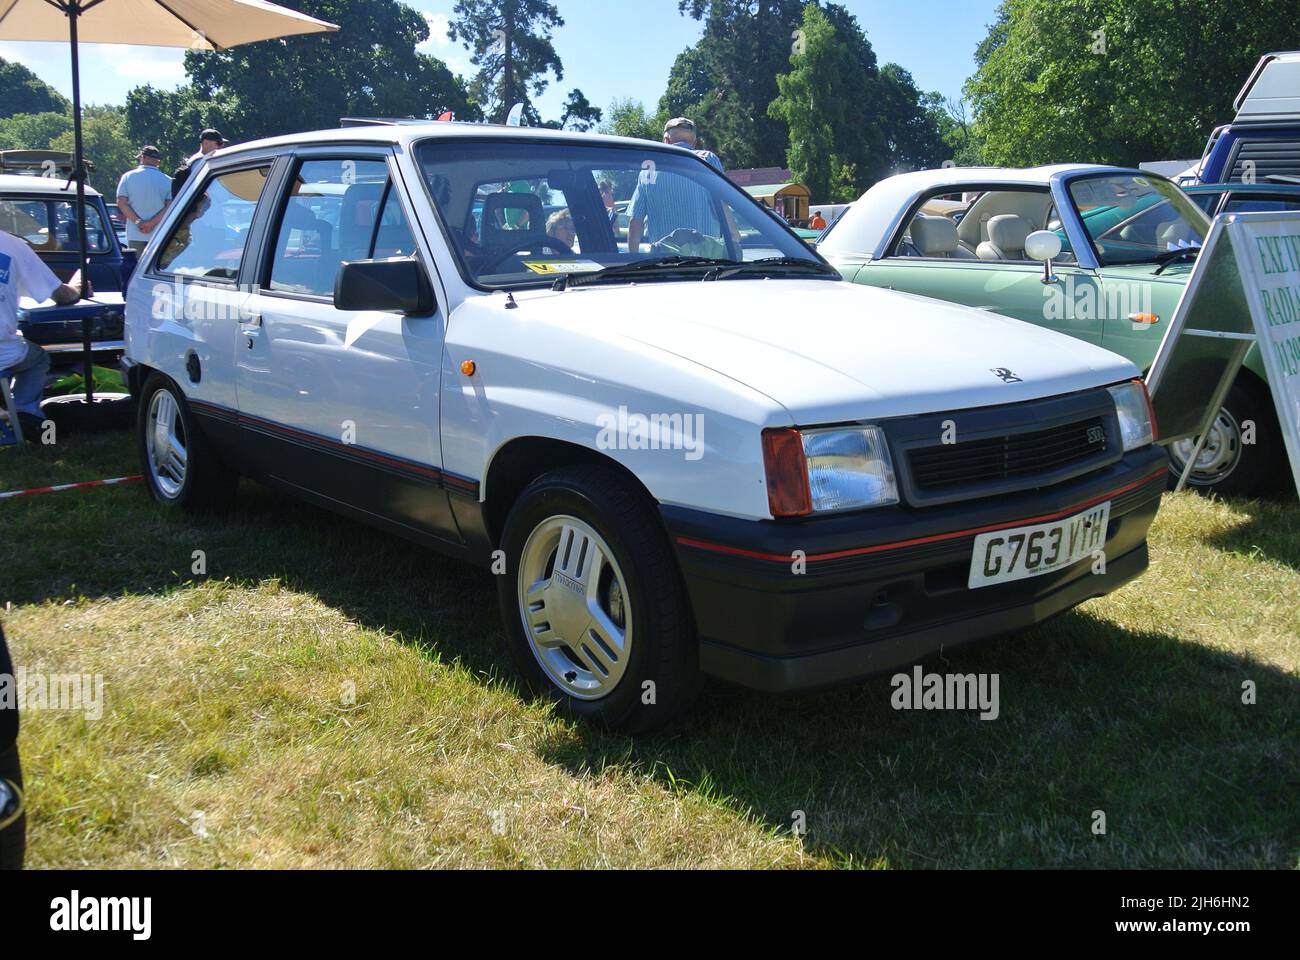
(908, 417, 1108, 492)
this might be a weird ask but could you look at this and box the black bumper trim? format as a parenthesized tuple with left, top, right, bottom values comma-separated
(663, 449, 1166, 691)
(699, 542, 1149, 692)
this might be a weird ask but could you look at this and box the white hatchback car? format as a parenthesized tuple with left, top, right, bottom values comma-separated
(123, 122, 1166, 731)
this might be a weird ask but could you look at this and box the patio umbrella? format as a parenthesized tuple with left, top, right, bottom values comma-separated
(0, 0, 338, 405)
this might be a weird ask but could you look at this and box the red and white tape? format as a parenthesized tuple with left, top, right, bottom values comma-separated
(0, 475, 143, 500)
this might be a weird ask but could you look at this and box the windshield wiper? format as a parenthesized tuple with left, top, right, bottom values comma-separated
(704, 256, 837, 281)
(1152, 246, 1201, 275)
(556, 255, 733, 290)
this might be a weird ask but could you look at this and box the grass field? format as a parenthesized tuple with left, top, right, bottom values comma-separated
(2, 429, 1298, 869)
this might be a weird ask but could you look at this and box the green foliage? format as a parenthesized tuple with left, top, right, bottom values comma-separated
(0, 105, 133, 197)
(558, 89, 602, 132)
(966, 0, 1300, 167)
(124, 86, 234, 171)
(0, 58, 68, 120)
(769, 5, 841, 201)
(0, 111, 72, 152)
(180, 0, 477, 143)
(449, 0, 565, 125)
(51, 106, 137, 196)
(661, 0, 807, 167)
(598, 98, 660, 142)
(875, 64, 952, 174)
(768, 3, 951, 200)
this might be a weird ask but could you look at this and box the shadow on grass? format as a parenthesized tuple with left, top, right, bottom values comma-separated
(1201, 495, 1300, 570)
(6, 431, 1299, 868)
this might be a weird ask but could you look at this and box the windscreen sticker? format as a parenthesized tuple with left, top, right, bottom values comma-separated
(522, 260, 603, 275)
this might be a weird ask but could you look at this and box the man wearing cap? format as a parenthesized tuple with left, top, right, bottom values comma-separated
(626, 117, 731, 254)
(186, 129, 225, 179)
(116, 146, 173, 253)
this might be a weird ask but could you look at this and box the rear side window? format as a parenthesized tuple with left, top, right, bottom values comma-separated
(156, 167, 271, 280)
(1224, 195, 1300, 214)
(0, 197, 111, 254)
(267, 158, 417, 298)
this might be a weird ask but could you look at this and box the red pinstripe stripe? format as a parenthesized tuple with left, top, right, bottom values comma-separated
(676, 467, 1166, 563)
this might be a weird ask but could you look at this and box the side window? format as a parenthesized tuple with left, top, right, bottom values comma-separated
(1224, 196, 1300, 214)
(372, 187, 418, 259)
(268, 158, 393, 298)
(1190, 193, 1219, 215)
(157, 166, 271, 279)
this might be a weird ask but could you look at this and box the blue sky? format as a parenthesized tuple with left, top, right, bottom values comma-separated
(0, 0, 1002, 121)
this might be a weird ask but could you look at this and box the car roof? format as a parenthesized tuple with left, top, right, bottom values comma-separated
(818, 164, 1133, 260)
(213, 121, 686, 161)
(0, 173, 103, 197)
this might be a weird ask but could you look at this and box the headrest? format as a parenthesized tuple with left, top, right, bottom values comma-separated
(911, 215, 958, 256)
(482, 191, 545, 247)
(986, 214, 1031, 254)
(1157, 220, 1196, 247)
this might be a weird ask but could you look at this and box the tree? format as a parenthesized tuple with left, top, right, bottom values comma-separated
(924, 94, 984, 166)
(559, 90, 602, 132)
(125, 86, 235, 170)
(449, 0, 565, 125)
(768, 3, 948, 198)
(769, 4, 841, 201)
(181, 0, 476, 143)
(0, 112, 72, 153)
(875, 64, 951, 173)
(51, 105, 137, 195)
(0, 58, 68, 120)
(598, 98, 660, 142)
(661, 0, 807, 167)
(966, 0, 1300, 167)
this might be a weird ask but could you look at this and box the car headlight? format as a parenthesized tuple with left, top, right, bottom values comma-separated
(1107, 380, 1157, 451)
(762, 425, 899, 517)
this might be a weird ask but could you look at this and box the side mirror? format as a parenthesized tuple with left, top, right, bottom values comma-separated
(1024, 230, 1062, 283)
(334, 258, 434, 314)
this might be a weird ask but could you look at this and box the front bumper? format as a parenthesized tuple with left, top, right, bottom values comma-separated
(663, 446, 1167, 692)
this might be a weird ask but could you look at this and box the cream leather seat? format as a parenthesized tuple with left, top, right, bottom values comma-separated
(910, 215, 961, 258)
(977, 214, 1032, 260)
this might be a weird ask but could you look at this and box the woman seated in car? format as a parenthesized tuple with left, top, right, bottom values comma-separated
(546, 208, 577, 252)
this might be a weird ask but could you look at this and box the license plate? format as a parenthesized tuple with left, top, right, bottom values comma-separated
(968, 502, 1111, 589)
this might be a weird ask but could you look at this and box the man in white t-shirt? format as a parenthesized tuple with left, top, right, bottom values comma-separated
(0, 229, 89, 436)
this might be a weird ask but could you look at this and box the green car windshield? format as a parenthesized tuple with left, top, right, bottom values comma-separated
(414, 138, 824, 288)
(1068, 173, 1210, 267)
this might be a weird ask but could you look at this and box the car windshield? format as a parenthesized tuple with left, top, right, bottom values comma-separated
(414, 138, 827, 288)
(0, 196, 112, 254)
(1068, 174, 1209, 267)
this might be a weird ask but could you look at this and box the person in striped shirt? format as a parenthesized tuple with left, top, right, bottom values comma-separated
(626, 118, 729, 254)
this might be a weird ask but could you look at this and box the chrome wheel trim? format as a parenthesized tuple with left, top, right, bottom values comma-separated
(516, 514, 631, 701)
(1169, 406, 1242, 486)
(145, 388, 188, 500)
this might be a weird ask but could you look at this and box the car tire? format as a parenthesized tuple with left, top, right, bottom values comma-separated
(0, 745, 23, 871)
(137, 373, 237, 511)
(1165, 378, 1287, 498)
(497, 465, 701, 733)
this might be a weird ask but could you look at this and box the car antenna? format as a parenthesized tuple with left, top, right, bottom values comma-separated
(504, 291, 518, 309)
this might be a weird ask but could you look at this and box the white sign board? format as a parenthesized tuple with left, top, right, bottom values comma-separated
(1147, 211, 1300, 495)
(1235, 213, 1300, 490)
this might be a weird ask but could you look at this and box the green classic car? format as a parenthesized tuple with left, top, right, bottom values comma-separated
(818, 165, 1286, 496)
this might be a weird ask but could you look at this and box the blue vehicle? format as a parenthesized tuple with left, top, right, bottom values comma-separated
(1195, 52, 1300, 185)
(0, 158, 135, 368)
